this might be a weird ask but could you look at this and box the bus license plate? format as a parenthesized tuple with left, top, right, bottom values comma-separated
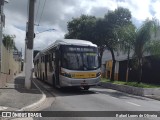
(81, 82, 88, 86)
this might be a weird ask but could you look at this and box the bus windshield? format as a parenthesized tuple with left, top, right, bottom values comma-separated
(61, 46, 100, 70)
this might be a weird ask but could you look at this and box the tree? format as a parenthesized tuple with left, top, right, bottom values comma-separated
(3, 34, 16, 50)
(100, 7, 132, 81)
(65, 15, 97, 41)
(117, 24, 136, 82)
(133, 19, 160, 83)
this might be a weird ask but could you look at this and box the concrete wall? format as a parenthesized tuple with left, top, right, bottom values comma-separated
(0, 44, 22, 87)
(100, 82, 160, 96)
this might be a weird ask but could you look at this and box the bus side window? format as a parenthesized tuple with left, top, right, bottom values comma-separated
(52, 53, 55, 61)
(41, 56, 43, 63)
(52, 53, 55, 68)
(45, 55, 47, 63)
(52, 53, 53, 61)
(37, 59, 39, 67)
(49, 54, 53, 71)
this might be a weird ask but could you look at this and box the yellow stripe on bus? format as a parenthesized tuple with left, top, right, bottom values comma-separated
(71, 72, 96, 78)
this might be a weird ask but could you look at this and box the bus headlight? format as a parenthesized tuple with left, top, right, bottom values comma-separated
(61, 72, 72, 78)
(96, 72, 101, 77)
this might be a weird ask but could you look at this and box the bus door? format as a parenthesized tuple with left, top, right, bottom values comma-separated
(47, 53, 54, 84)
(55, 50, 60, 86)
(37, 59, 39, 78)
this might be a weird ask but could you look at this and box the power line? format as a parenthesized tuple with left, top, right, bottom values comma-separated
(35, 0, 40, 24)
(37, 0, 46, 26)
(36, 28, 56, 34)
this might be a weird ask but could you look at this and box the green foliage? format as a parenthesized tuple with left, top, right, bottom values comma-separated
(3, 34, 17, 50)
(100, 7, 132, 81)
(117, 24, 136, 54)
(132, 19, 160, 83)
(117, 19, 160, 83)
(101, 7, 132, 50)
(144, 40, 160, 56)
(65, 15, 97, 42)
(65, 7, 132, 50)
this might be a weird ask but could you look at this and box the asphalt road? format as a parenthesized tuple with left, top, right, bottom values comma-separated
(32, 79, 160, 120)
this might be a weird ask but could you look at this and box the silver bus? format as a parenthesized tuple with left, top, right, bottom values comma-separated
(34, 39, 101, 90)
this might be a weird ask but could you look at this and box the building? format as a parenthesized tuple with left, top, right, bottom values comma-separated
(13, 50, 22, 75)
(101, 49, 130, 80)
(0, 44, 22, 87)
(102, 49, 160, 83)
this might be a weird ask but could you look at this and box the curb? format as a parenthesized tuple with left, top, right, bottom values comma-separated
(99, 82, 160, 101)
(144, 95, 160, 101)
(17, 79, 46, 111)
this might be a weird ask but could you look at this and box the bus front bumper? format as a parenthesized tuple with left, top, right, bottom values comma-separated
(59, 75, 100, 87)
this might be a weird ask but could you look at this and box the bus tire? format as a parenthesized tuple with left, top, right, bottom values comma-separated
(83, 86, 90, 90)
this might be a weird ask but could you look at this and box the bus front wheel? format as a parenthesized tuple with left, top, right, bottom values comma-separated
(83, 86, 90, 90)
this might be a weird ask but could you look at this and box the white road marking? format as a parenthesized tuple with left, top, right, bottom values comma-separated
(127, 102, 141, 106)
(0, 106, 8, 110)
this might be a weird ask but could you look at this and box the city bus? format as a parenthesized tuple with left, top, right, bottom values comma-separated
(34, 39, 101, 90)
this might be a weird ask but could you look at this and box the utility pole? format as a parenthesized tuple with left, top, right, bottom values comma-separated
(0, 0, 4, 73)
(23, 22, 28, 72)
(0, 0, 3, 67)
(25, 0, 35, 89)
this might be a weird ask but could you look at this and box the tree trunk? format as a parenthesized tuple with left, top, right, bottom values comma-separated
(137, 58, 142, 84)
(110, 49, 116, 81)
(99, 46, 105, 65)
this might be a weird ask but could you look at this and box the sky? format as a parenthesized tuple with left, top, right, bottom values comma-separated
(3, 0, 160, 56)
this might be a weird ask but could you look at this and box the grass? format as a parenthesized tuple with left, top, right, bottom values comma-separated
(101, 78, 160, 88)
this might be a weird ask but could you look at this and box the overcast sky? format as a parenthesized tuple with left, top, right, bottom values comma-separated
(3, 0, 160, 55)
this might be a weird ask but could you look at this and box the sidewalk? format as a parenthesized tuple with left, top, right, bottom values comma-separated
(0, 72, 45, 111)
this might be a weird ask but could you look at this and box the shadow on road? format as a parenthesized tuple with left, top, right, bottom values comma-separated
(58, 87, 95, 94)
(50, 86, 96, 97)
(12, 76, 41, 94)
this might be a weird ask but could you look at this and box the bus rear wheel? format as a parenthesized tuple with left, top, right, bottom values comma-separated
(83, 86, 90, 90)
